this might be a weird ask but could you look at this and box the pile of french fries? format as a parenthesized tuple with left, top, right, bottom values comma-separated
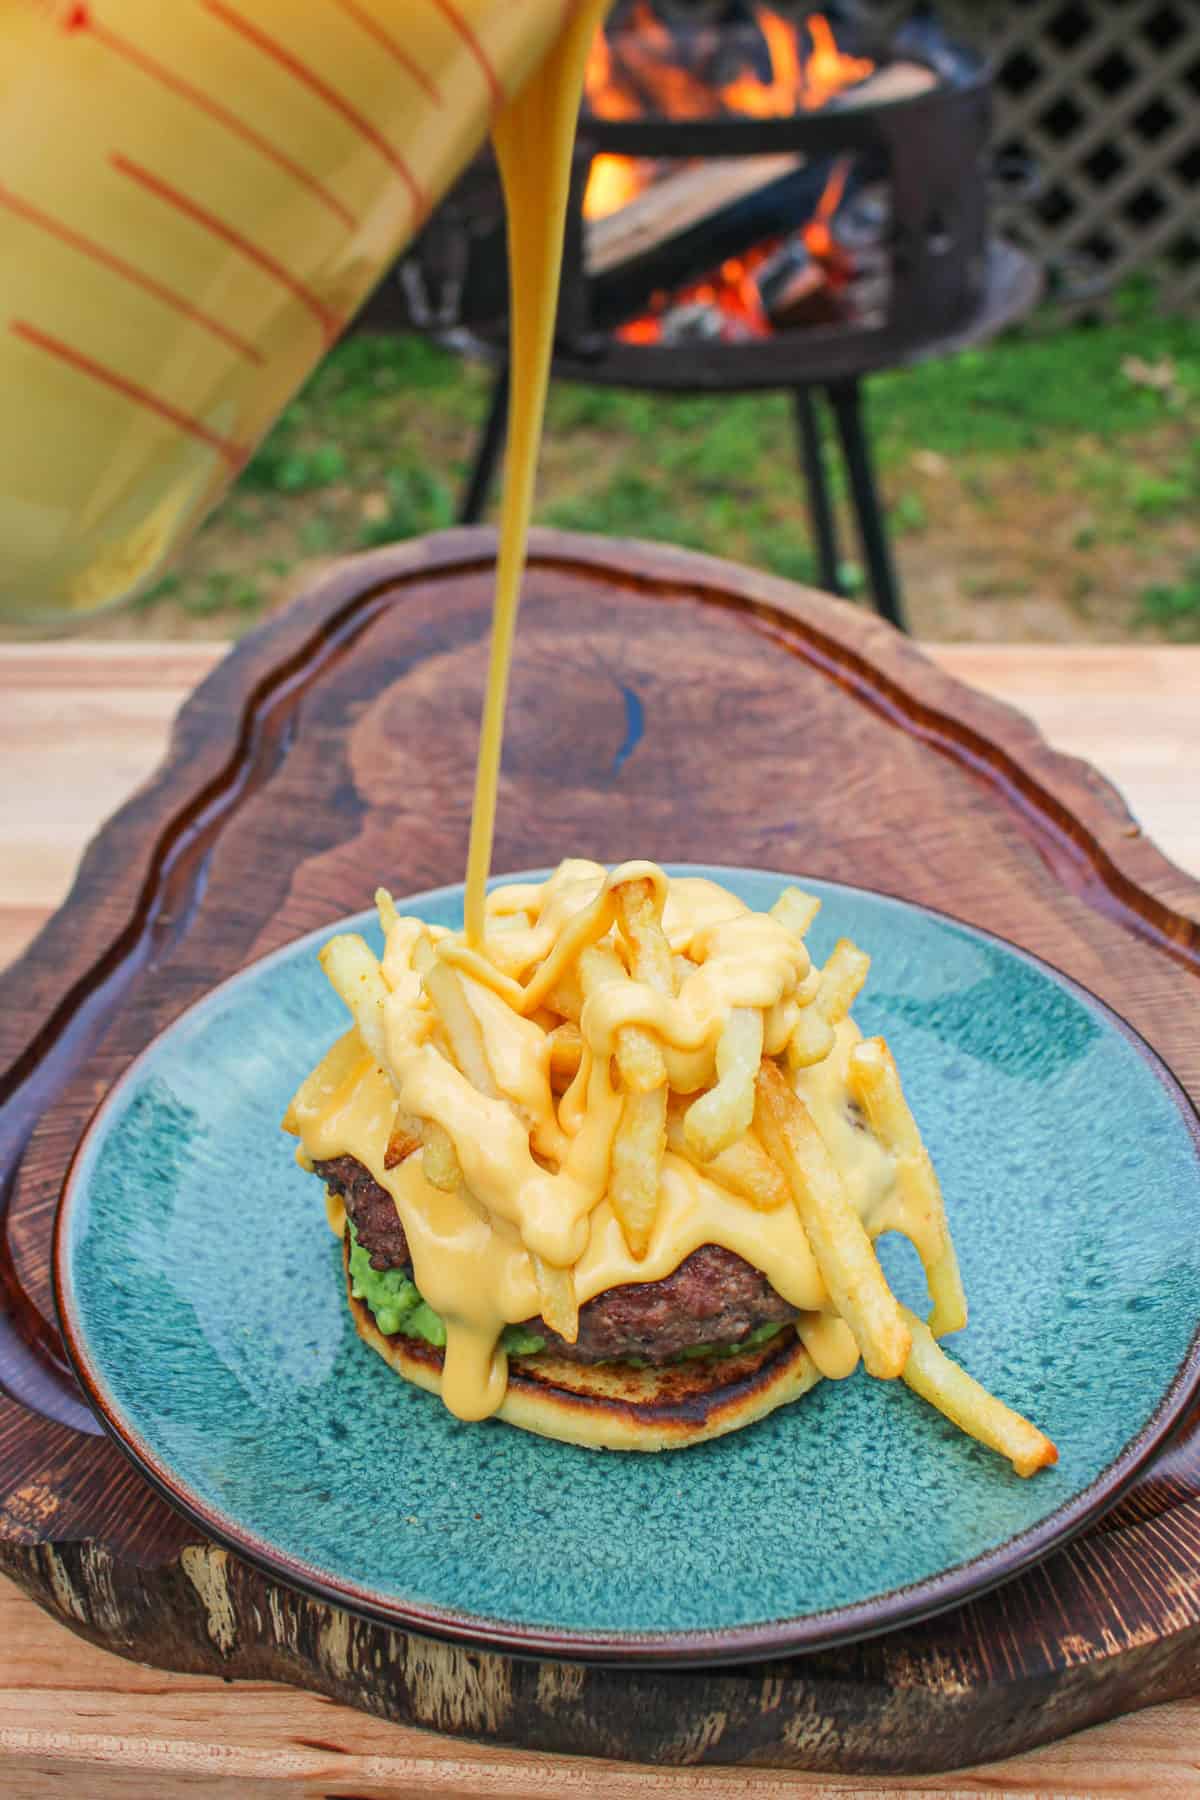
(313, 868, 1056, 1476)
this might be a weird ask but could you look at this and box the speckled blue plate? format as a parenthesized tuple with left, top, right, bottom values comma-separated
(55, 869, 1200, 1666)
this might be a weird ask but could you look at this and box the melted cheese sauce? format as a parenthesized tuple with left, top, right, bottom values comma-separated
(462, 0, 612, 946)
(285, 15, 947, 1426)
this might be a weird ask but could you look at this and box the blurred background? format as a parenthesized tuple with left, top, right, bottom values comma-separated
(21, 0, 1194, 646)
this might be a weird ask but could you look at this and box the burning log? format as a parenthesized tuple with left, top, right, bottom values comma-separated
(582, 47, 937, 328)
(824, 58, 937, 109)
(587, 152, 799, 276)
(587, 154, 852, 328)
(755, 238, 848, 331)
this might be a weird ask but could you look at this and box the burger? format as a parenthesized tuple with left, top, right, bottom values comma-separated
(283, 860, 1056, 1470)
(318, 1151, 822, 1450)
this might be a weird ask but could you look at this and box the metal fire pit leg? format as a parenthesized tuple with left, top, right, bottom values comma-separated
(458, 362, 511, 526)
(826, 378, 908, 634)
(793, 388, 842, 597)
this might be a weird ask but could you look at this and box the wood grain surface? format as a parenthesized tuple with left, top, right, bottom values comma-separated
(5, 1573, 1200, 1798)
(5, 639, 1197, 973)
(2, 530, 1199, 1791)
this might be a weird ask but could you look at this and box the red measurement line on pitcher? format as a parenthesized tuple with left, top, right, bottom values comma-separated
(9, 321, 247, 467)
(69, 11, 357, 233)
(332, 0, 442, 104)
(203, 0, 427, 225)
(428, 0, 503, 113)
(111, 154, 344, 346)
(0, 183, 264, 365)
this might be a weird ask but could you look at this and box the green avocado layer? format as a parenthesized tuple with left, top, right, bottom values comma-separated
(347, 1223, 546, 1354)
(346, 1222, 786, 1365)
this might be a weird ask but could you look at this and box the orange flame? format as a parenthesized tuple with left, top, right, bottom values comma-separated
(586, 153, 645, 218)
(583, 10, 873, 218)
(721, 9, 804, 117)
(583, 9, 873, 334)
(802, 14, 873, 107)
(801, 153, 851, 274)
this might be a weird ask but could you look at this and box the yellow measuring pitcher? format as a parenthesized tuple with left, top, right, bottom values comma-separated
(0, 0, 579, 623)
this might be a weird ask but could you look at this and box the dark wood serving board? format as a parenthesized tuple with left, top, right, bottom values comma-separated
(2, 529, 1199, 1777)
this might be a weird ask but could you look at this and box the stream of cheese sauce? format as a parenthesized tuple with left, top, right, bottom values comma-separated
(462, 0, 612, 947)
(287, 13, 944, 1424)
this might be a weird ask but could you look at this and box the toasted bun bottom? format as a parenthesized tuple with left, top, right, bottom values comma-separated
(342, 1238, 822, 1451)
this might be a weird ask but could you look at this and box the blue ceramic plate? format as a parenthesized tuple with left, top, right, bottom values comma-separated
(55, 869, 1200, 1666)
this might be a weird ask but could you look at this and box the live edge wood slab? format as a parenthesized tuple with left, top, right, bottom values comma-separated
(2, 529, 1199, 1777)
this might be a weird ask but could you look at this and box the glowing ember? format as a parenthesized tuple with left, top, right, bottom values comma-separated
(582, 9, 873, 336)
(626, 241, 777, 344)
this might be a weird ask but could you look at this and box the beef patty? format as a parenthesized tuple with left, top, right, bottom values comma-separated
(317, 1154, 411, 1272)
(314, 1154, 798, 1365)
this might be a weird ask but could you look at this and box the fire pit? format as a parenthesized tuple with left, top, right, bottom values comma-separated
(364, 6, 1042, 632)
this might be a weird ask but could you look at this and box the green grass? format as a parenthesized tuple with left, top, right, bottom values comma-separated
(237, 288, 1198, 504)
(239, 441, 348, 495)
(1139, 556, 1200, 641)
(355, 468, 455, 547)
(110, 280, 1198, 641)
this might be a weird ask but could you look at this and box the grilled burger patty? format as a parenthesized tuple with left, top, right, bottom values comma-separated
(318, 1154, 411, 1272)
(315, 1154, 798, 1365)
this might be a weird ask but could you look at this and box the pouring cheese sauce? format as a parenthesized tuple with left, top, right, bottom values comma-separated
(284, 9, 1057, 1475)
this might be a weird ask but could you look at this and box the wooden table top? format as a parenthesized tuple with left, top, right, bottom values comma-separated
(3, 638, 1198, 1799)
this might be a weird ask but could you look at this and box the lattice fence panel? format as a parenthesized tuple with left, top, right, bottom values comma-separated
(851, 0, 1200, 314)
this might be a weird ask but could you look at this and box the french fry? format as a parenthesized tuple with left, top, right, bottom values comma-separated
(672, 953, 697, 987)
(413, 935, 498, 1098)
(282, 1027, 365, 1135)
(546, 1020, 584, 1092)
(611, 880, 675, 1257)
(578, 939, 622, 988)
(375, 886, 399, 938)
(615, 877, 675, 998)
(769, 886, 821, 940)
(317, 934, 466, 1195)
(707, 1131, 790, 1211)
(820, 940, 871, 1025)
(545, 970, 584, 1023)
(666, 1104, 789, 1211)
(420, 1119, 462, 1192)
(754, 1060, 910, 1379)
(613, 878, 675, 1093)
(579, 941, 666, 1094)
(786, 1006, 835, 1069)
(900, 1307, 1057, 1477)
(384, 1107, 423, 1170)
(614, 1020, 666, 1094)
(318, 934, 392, 1072)
(848, 1036, 968, 1337)
(786, 938, 871, 1070)
(610, 1086, 668, 1259)
(684, 1006, 763, 1161)
(795, 963, 822, 1006)
(533, 1255, 579, 1344)
(488, 910, 533, 933)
